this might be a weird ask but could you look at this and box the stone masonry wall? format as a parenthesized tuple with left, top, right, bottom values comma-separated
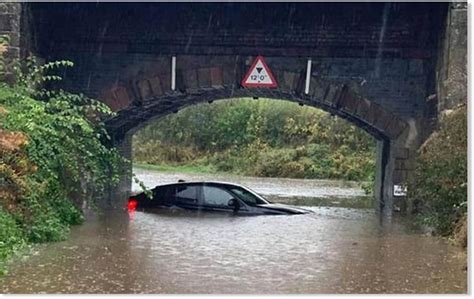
(0, 2, 21, 83)
(57, 54, 431, 122)
(16, 2, 456, 213)
(436, 2, 467, 115)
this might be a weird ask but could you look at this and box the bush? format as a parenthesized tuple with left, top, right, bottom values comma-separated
(26, 209, 69, 243)
(408, 105, 467, 237)
(0, 56, 124, 269)
(0, 208, 25, 264)
(132, 98, 377, 182)
(253, 148, 295, 177)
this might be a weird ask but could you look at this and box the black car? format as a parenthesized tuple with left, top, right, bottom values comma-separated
(127, 181, 312, 215)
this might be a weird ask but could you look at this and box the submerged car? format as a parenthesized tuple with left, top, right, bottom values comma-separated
(127, 181, 312, 215)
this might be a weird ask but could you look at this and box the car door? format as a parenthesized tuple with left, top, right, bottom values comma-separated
(201, 184, 245, 213)
(151, 185, 174, 207)
(172, 184, 200, 210)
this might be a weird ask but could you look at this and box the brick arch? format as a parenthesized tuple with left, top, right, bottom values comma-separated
(103, 66, 410, 215)
(104, 70, 408, 144)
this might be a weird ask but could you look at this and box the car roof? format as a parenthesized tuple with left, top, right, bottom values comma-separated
(154, 181, 247, 189)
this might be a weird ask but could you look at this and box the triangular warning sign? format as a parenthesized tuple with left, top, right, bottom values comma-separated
(241, 56, 278, 88)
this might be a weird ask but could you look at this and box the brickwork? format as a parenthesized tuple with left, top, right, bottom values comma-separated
(56, 54, 433, 121)
(436, 2, 467, 114)
(11, 2, 462, 214)
(0, 2, 21, 83)
(29, 3, 446, 57)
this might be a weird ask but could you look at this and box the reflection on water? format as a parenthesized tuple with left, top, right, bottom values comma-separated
(0, 170, 467, 294)
(269, 195, 373, 209)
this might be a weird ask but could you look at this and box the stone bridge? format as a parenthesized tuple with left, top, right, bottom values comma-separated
(0, 2, 467, 214)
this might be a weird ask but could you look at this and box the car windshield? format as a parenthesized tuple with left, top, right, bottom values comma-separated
(229, 186, 268, 206)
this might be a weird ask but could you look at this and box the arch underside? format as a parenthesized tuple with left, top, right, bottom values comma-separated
(106, 84, 407, 144)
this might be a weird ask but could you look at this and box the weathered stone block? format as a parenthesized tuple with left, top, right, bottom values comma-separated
(0, 3, 10, 14)
(339, 91, 359, 114)
(182, 69, 198, 90)
(0, 3, 20, 14)
(100, 84, 131, 112)
(222, 66, 236, 85)
(395, 158, 408, 170)
(373, 107, 391, 132)
(385, 118, 407, 139)
(0, 14, 15, 31)
(309, 77, 325, 101)
(197, 68, 211, 87)
(405, 159, 415, 171)
(175, 70, 186, 92)
(284, 71, 299, 91)
(364, 102, 378, 125)
(160, 72, 171, 92)
(399, 170, 408, 183)
(393, 170, 409, 184)
(148, 76, 163, 96)
(136, 79, 153, 99)
(210, 67, 224, 87)
(396, 158, 415, 170)
(323, 84, 342, 106)
(394, 147, 410, 159)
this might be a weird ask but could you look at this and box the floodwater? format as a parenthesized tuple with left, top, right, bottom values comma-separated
(0, 169, 467, 294)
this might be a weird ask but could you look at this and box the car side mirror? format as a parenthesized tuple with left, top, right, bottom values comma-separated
(228, 199, 240, 210)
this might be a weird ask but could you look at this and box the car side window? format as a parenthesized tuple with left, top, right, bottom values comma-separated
(152, 186, 173, 203)
(203, 186, 234, 207)
(229, 187, 264, 206)
(175, 185, 199, 203)
(152, 186, 165, 200)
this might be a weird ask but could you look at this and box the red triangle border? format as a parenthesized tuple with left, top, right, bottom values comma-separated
(241, 55, 278, 88)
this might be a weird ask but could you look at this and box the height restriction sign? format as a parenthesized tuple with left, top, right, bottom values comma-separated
(241, 56, 278, 88)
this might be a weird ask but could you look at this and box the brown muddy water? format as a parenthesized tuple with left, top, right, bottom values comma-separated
(0, 169, 467, 294)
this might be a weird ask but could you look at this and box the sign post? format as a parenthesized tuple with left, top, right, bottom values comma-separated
(305, 59, 312, 94)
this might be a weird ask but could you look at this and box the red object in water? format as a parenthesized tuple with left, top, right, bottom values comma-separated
(127, 198, 138, 211)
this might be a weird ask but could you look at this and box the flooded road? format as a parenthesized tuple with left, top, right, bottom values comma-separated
(0, 169, 467, 294)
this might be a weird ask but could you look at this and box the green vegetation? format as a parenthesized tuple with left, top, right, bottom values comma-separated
(134, 162, 216, 174)
(133, 99, 376, 182)
(0, 55, 123, 272)
(408, 105, 467, 245)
